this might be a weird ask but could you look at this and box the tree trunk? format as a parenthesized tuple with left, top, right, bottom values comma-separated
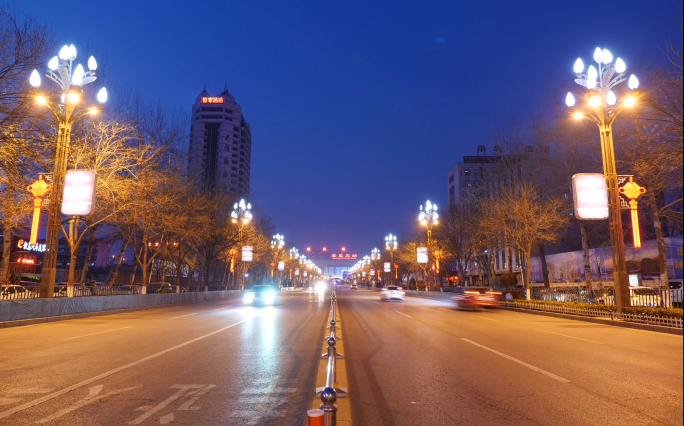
(649, 196, 671, 307)
(67, 217, 79, 292)
(524, 247, 532, 300)
(107, 240, 128, 286)
(580, 221, 593, 290)
(538, 243, 550, 288)
(79, 226, 96, 284)
(67, 249, 78, 296)
(0, 219, 13, 284)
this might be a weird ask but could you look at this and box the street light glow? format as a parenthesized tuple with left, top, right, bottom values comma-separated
(573, 111, 583, 119)
(573, 58, 584, 74)
(615, 58, 626, 73)
(88, 56, 98, 70)
(628, 74, 639, 90)
(588, 96, 601, 108)
(88, 107, 99, 115)
(72, 64, 85, 85)
(58, 45, 70, 60)
(97, 87, 108, 103)
(67, 92, 80, 104)
(587, 65, 598, 89)
(593, 47, 603, 63)
(624, 97, 636, 107)
(607, 90, 617, 106)
(35, 95, 47, 105)
(601, 48, 612, 64)
(29, 70, 41, 87)
(48, 56, 59, 70)
(565, 92, 575, 107)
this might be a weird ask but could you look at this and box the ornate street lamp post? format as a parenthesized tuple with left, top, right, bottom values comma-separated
(371, 248, 380, 287)
(565, 47, 640, 311)
(418, 201, 438, 288)
(270, 233, 284, 283)
(231, 199, 252, 288)
(29, 45, 108, 298)
(385, 233, 397, 284)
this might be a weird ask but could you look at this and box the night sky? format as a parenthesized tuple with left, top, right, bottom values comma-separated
(15, 0, 682, 255)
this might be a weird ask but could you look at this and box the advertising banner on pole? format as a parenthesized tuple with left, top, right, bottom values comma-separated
(242, 246, 253, 262)
(384, 262, 391, 272)
(572, 173, 609, 220)
(62, 170, 97, 215)
(278, 261, 285, 271)
(417, 247, 428, 263)
(370, 269, 375, 276)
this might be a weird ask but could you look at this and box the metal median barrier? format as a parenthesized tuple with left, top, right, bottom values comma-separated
(309, 291, 349, 426)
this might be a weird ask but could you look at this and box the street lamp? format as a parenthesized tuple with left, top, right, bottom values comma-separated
(29, 45, 108, 298)
(231, 199, 252, 288)
(289, 247, 299, 259)
(418, 201, 439, 243)
(385, 233, 398, 284)
(565, 47, 640, 311)
(270, 234, 284, 283)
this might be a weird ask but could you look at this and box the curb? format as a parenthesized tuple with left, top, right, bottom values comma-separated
(0, 297, 239, 330)
(311, 297, 352, 425)
(501, 307, 683, 335)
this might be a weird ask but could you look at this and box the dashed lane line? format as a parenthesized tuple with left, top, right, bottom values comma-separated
(62, 326, 133, 341)
(394, 310, 414, 318)
(461, 338, 570, 383)
(534, 329, 602, 344)
(168, 313, 198, 320)
(471, 315, 500, 322)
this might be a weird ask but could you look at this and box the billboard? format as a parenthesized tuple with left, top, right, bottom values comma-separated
(384, 262, 391, 272)
(278, 261, 285, 271)
(242, 246, 253, 262)
(417, 247, 428, 263)
(62, 170, 97, 215)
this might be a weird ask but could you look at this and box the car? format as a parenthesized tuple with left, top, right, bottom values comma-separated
(603, 286, 662, 307)
(0, 284, 31, 299)
(380, 286, 405, 301)
(350, 283, 358, 290)
(452, 287, 502, 310)
(243, 284, 278, 305)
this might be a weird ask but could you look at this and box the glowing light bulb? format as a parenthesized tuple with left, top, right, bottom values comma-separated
(565, 92, 575, 107)
(29, 70, 41, 87)
(587, 65, 598, 89)
(60, 93, 65, 104)
(628, 74, 639, 90)
(48, 56, 59, 70)
(96, 87, 108, 103)
(72, 64, 84, 85)
(68, 44, 77, 59)
(88, 56, 97, 71)
(593, 47, 603, 63)
(67, 92, 80, 104)
(58, 45, 70, 60)
(88, 107, 99, 115)
(601, 49, 612, 64)
(615, 58, 626, 73)
(624, 97, 636, 107)
(573, 58, 584, 74)
(589, 96, 601, 108)
(573, 111, 583, 119)
(35, 95, 47, 105)
(607, 90, 617, 106)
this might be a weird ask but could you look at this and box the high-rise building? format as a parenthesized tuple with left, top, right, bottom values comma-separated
(188, 89, 252, 196)
(447, 152, 502, 205)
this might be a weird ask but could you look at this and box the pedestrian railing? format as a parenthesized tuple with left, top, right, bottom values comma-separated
(530, 286, 683, 309)
(501, 300, 683, 328)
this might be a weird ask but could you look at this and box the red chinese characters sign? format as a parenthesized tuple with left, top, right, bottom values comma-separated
(201, 96, 224, 104)
(331, 254, 358, 260)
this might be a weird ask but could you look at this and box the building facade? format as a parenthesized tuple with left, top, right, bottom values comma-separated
(188, 89, 252, 196)
(447, 152, 503, 205)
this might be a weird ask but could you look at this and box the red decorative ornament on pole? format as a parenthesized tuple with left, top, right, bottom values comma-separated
(26, 174, 52, 245)
(619, 177, 647, 249)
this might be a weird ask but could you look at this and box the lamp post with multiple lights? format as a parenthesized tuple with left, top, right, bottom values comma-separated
(29, 45, 108, 298)
(418, 201, 439, 288)
(231, 199, 253, 289)
(270, 233, 284, 284)
(371, 247, 381, 287)
(565, 47, 640, 311)
(385, 233, 397, 284)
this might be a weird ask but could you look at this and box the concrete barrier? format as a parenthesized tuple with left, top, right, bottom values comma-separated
(0, 290, 243, 323)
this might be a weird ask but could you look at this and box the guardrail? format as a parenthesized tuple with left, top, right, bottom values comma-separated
(312, 292, 348, 426)
(0, 284, 236, 300)
(530, 286, 683, 308)
(501, 300, 683, 328)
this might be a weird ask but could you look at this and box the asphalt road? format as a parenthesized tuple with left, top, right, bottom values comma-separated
(339, 288, 683, 426)
(0, 290, 328, 426)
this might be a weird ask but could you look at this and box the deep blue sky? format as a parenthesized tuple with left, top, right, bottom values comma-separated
(16, 0, 682, 255)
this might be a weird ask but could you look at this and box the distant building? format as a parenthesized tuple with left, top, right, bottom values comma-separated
(188, 89, 252, 197)
(446, 152, 503, 205)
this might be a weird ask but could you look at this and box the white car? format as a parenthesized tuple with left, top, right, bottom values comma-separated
(380, 286, 405, 301)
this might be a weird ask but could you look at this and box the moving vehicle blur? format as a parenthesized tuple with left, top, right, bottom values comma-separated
(243, 284, 278, 305)
(380, 286, 405, 301)
(350, 283, 358, 290)
(452, 287, 501, 310)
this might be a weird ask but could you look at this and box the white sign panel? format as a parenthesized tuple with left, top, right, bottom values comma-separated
(572, 173, 609, 220)
(295, 269, 300, 275)
(303, 271, 308, 277)
(362, 272, 366, 277)
(62, 170, 97, 215)
(370, 269, 375, 276)
(242, 246, 253, 262)
(384, 262, 391, 272)
(417, 247, 428, 263)
(278, 261, 285, 271)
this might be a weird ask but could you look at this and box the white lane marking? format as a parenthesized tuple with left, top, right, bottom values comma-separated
(177, 384, 216, 411)
(129, 385, 204, 424)
(159, 412, 174, 424)
(0, 319, 251, 420)
(36, 384, 142, 424)
(437, 307, 452, 312)
(471, 315, 500, 323)
(534, 329, 602, 344)
(62, 326, 133, 341)
(0, 398, 21, 406)
(168, 313, 197, 320)
(394, 310, 413, 318)
(461, 338, 570, 383)
(374, 302, 381, 305)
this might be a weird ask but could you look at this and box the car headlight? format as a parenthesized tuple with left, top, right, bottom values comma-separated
(264, 291, 276, 304)
(244, 293, 255, 304)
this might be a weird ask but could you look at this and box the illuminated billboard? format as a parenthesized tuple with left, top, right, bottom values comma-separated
(572, 173, 609, 220)
(62, 171, 97, 216)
